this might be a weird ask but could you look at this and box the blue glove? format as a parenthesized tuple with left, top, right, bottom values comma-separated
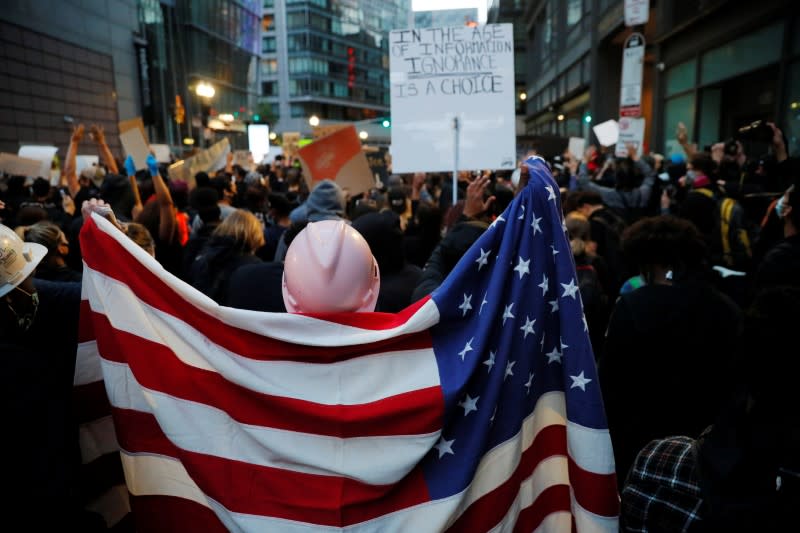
(146, 154, 159, 177)
(124, 155, 136, 177)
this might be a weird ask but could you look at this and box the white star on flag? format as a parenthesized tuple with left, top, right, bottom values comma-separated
(475, 248, 490, 270)
(548, 299, 559, 313)
(479, 292, 488, 315)
(458, 338, 474, 361)
(435, 437, 455, 458)
(459, 394, 479, 416)
(560, 337, 569, 351)
(518, 204, 525, 220)
(458, 293, 472, 316)
(551, 244, 560, 256)
(525, 373, 534, 394)
(504, 360, 515, 380)
(538, 274, 549, 296)
(502, 303, 515, 325)
(531, 214, 542, 235)
(545, 184, 556, 200)
(570, 371, 592, 391)
(561, 279, 579, 299)
(489, 214, 505, 229)
(514, 257, 530, 279)
(545, 347, 563, 364)
(520, 316, 536, 339)
(483, 351, 496, 372)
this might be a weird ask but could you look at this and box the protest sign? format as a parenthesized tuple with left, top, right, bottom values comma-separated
(234, 150, 254, 170)
(167, 138, 230, 188)
(0, 153, 43, 178)
(247, 124, 270, 165)
(615, 117, 645, 157)
(593, 119, 619, 147)
(282, 132, 301, 158)
(119, 118, 151, 170)
(75, 155, 100, 176)
(568, 137, 586, 160)
(18, 145, 58, 179)
(150, 144, 172, 164)
(389, 24, 516, 172)
(296, 125, 374, 196)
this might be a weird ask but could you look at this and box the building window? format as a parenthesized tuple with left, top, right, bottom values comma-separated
(262, 36, 276, 53)
(665, 59, 696, 97)
(566, 0, 583, 26)
(287, 11, 306, 28)
(262, 15, 273, 32)
(290, 103, 306, 118)
(263, 59, 278, 74)
(663, 93, 695, 157)
(700, 23, 783, 86)
(262, 81, 277, 96)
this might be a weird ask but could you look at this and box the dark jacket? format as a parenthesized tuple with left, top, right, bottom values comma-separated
(188, 236, 262, 305)
(755, 234, 800, 290)
(599, 281, 743, 486)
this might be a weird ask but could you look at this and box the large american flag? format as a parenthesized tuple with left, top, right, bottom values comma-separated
(78, 157, 618, 532)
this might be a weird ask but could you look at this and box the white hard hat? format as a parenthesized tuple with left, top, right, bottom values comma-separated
(282, 220, 380, 313)
(0, 224, 48, 297)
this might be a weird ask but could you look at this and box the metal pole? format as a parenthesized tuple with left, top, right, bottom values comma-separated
(452, 116, 460, 207)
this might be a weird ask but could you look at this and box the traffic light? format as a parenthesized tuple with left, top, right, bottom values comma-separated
(253, 114, 261, 122)
(381, 119, 390, 128)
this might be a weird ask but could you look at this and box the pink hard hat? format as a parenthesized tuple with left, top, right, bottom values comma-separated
(282, 220, 380, 313)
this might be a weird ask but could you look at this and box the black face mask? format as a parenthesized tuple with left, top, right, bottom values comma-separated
(6, 285, 39, 332)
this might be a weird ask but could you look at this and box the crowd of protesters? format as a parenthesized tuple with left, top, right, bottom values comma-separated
(1, 116, 799, 531)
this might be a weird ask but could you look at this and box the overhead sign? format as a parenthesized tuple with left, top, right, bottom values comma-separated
(389, 24, 516, 172)
(624, 0, 650, 27)
(615, 117, 645, 158)
(620, 32, 645, 117)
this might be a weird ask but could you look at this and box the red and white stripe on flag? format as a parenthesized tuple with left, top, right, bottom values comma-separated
(79, 212, 618, 532)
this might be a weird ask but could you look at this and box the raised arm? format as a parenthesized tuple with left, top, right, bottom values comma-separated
(146, 154, 176, 243)
(89, 124, 119, 175)
(63, 124, 84, 198)
(124, 155, 144, 220)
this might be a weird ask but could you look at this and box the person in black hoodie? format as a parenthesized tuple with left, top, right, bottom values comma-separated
(188, 209, 264, 305)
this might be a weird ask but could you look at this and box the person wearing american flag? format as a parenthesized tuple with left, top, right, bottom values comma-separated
(77, 156, 619, 531)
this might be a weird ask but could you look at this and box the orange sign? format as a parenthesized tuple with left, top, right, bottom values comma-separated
(296, 125, 374, 196)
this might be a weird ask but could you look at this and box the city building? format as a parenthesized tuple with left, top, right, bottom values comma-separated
(413, 8, 479, 29)
(260, 0, 410, 141)
(0, 0, 262, 157)
(487, 0, 528, 135)
(521, 0, 799, 158)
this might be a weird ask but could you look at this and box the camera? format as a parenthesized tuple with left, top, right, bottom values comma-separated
(736, 120, 773, 143)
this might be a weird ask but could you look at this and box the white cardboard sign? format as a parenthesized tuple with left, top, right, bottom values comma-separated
(389, 24, 516, 172)
(0, 153, 43, 178)
(18, 145, 58, 179)
(593, 120, 619, 147)
(615, 117, 646, 157)
(567, 137, 586, 159)
(75, 155, 100, 176)
(119, 128, 151, 170)
(150, 144, 172, 164)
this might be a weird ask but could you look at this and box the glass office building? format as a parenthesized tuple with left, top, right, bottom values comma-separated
(261, 0, 410, 134)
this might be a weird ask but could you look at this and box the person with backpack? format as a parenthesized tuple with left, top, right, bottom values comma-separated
(620, 286, 800, 533)
(576, 143, 656, 227)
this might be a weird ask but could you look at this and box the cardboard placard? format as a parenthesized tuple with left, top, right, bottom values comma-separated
(167, 138, 230, 188)
(296, 125, 374, 196)
(592, 119, 619, 147)
(17, 145, 58, 179)
(75, 155, 100, 176)
(119, 127, 151, 170)
(151, 144, 172, 164)
(567, 137, 586, 159)
(282, 132, 301, 158)
(389, 24, 516, 172)
(0, 152, 44, 178)
(118, 117, 149, 144)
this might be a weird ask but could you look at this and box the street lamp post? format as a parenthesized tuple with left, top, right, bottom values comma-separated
(195, 82, 216, 148)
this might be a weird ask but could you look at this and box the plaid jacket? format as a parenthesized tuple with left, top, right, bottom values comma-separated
(620, 436, 704, 532)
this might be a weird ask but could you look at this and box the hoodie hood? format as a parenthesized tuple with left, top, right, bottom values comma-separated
(289, 179, 346, 223)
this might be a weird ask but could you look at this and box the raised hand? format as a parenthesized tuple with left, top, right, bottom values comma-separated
(71, 124, 85, 143)
(89, 124, 106, 144)
(124, 155, 137, 177)
(146, 154, 159, 177)
(463, 173, 495, 218)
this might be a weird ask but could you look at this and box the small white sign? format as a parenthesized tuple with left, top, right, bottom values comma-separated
(75, 155, 100, 176)
(389, 24, 517, 172)
(247, 124, 270, 166)
(567, 137, 586, 160)
(624, 0, 650, 27)
(615, 117, 646, 157)
(18, 145, 58, 179)
(151, 144, 172, 164)
(593, 119, 619, 147)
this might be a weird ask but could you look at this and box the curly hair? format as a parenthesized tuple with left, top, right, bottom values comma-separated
(621, 215, 708, 279)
